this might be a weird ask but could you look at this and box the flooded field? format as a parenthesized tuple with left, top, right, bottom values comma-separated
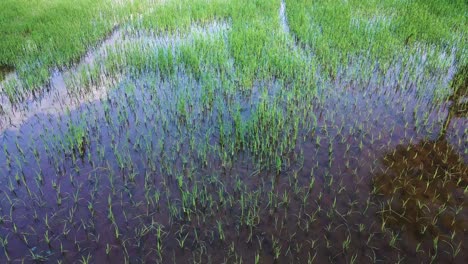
(0, 0, 466, 263)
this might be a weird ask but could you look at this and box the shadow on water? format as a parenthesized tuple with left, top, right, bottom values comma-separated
(371, 65, 467, 262)
(0, 65, 14, 82)
(440, 63, 467, 139)
(372, 139, 467, 240)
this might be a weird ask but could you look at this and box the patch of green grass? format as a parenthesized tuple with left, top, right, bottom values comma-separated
(65, 121, 87, 157)
(1, 0, 466, 99)
(135, 0, 230, 32)
(285, 0, 467, 73)
(0, 0, 158, 90)
(136, 0, 310, 87)
(1, 0, 314, 95)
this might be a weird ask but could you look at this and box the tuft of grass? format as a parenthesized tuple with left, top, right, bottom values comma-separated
(285, 0, 467, 74)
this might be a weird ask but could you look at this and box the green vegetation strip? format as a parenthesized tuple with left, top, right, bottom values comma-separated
(1, 0, 466, 98)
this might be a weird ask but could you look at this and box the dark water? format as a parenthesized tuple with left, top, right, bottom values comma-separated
(0, 65, 13, 82)
(0, 57, 466, 263)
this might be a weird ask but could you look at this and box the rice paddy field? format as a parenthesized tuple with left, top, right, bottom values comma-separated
(0, 0, 467, 263)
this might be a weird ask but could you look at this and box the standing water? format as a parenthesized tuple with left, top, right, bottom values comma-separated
(0, 3, 466, 264)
